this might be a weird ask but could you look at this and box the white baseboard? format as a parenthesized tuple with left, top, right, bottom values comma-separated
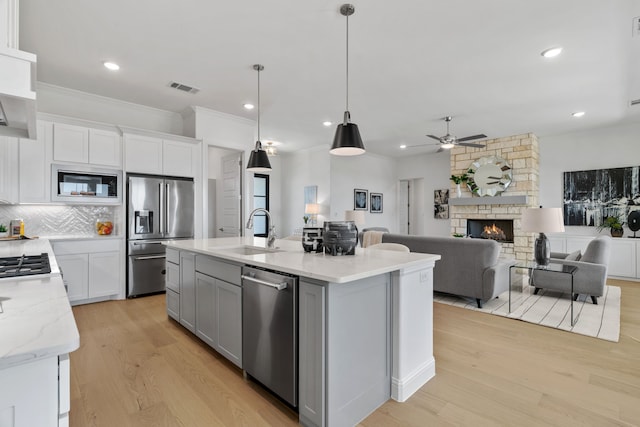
(391, 357, 436, 402)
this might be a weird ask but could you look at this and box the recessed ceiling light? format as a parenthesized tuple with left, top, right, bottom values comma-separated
(103, 61, 120, 71)
(541, 47, 563, 58)
(400, 144, 407, 149)
(323, 121, 333, 127)
(243, 103, 255, 110)
(572, 111, 585, 117)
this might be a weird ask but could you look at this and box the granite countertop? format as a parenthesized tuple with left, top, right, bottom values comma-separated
(166, 237, 441, 283)
(0, 238, 80, 369)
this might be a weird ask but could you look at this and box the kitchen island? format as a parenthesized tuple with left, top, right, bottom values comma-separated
(0, 239, 80, 427)
(165, 237, 440, 427)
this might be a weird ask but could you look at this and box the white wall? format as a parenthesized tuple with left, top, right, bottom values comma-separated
(396, 150, 451, 237)
(539, 121, 640, 236)
(330, 153, 398, 232)
(279, 147, 331, 236)
(37, 83, 183, 134)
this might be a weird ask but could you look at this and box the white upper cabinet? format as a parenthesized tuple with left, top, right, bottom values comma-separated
(53, 123, 121, 168)
(19, 121, 52, 203)
(0, 135, 19, 203)
(124, 133, 197, 177)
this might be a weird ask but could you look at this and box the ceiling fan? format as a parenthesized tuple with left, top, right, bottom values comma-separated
(406, 116, 487, 152)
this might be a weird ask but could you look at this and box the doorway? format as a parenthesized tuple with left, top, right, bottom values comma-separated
(398, 178, 425, 235)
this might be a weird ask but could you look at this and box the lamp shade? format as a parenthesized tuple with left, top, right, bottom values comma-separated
(247, 141, 272, 172)
(305, 203, 321, 215)
(521, 207, 565, 233)
(344, 210, 365, 226)
(330, 123, 365, 156)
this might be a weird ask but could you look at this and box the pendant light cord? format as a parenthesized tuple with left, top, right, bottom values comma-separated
(345, 12, 349, 113)
(257, 66, 261, 143)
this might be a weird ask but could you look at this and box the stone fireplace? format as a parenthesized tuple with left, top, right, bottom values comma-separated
(450, 133, 539, 261)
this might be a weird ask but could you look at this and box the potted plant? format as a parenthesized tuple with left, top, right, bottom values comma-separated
(0, 224, 7, 238)
(597, 214, 625, 237)
(450, 172, 469, 197)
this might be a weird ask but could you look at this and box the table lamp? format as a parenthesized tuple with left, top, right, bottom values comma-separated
(305, 203, 321, 227)
(521, 207, 565, 266)
(344, 210, 365, 227)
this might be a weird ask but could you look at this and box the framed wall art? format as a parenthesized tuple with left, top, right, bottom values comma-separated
(370, 193, 383, 213)
(563, 166, 640, 226)
(354, 189, 368, 210)
(434, 189, 449, 219)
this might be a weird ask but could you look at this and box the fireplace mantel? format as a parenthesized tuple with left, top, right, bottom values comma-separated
(449, 195, 529, 206)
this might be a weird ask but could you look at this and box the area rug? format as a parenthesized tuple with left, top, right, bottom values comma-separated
(434, 285, 621, 342)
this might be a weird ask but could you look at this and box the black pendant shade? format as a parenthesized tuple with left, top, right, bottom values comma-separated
(247, 141, 272, 172)
(330, 121, 365, 156)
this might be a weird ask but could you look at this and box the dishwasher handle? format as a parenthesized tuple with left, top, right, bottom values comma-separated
(241, 275, 288, 291)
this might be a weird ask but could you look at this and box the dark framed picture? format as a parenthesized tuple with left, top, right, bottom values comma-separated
(370, 193, 383, 213)
(434, 189, 449, 219)
(354, 189, 368, 210)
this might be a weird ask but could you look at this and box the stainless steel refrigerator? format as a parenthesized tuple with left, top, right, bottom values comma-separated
(127, 174, 194, 297)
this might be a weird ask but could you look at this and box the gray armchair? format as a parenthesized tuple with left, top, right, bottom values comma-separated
(531, 235, 611, 304)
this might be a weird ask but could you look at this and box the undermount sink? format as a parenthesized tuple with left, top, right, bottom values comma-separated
(220, 245, 282, 256)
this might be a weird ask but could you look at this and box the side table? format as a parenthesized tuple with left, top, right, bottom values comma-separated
(509, 261, 579, 326)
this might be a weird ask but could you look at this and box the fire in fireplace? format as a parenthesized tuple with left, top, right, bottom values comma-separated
(467, 219, 514, 243)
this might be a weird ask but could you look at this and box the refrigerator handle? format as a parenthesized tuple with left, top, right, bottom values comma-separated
(159, 182, 164, 234)
(165, 183, 170, 234)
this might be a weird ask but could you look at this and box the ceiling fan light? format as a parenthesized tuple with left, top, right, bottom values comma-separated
(441, 142, 455, 149)
(330, 122, 365, 156)
(247, 141, 272, 172)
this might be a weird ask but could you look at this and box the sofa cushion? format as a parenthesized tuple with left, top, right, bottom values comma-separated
(565, 250, 581, 261)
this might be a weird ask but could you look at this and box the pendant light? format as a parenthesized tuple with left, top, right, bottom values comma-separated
(247, 64, 272, 172)
(330, 4, 365, 156)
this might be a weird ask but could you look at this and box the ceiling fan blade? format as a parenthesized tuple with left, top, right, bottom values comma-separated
(457, 142, 486, 148)
(435, 147, 445, 153)
(457, 134, 487, 142)
(426, 134, 442, 141)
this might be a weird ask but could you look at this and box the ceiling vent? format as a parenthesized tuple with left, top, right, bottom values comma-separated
(631, 98, 640, 106)
(169, 81, 200, 94)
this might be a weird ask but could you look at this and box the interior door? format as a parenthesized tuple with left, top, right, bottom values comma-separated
(219, 153, 242, 237)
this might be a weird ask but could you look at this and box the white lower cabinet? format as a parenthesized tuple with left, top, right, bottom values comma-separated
(194, 256, 243, 368)
(179, 251, 196, 333)
(165, 252, 180, 321)
(551, 234, 640, 280)
(0, 354, 70, 427)
(167, 251, 243, 368)
(52, 239, 123, 304)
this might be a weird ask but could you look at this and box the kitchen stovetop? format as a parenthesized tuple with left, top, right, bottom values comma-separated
(0, 253, 52, 278)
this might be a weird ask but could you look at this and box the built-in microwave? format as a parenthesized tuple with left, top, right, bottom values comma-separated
(51, 164, 122, 204)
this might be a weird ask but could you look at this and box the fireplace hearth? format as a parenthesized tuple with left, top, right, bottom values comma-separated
(467, 219, 514, 243)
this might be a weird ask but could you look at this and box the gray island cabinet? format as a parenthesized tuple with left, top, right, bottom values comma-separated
(165, 237, 440, 427)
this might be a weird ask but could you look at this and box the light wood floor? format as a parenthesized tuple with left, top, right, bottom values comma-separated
(69, 278, 640, 426)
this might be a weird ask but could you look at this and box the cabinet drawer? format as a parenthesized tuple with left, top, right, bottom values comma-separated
(167, 289, 180, 321)
(166, 247, 180, 264)
(52, 238, 121, 255)
(195, 255, 241, 286)
(166, 261, 180, 292)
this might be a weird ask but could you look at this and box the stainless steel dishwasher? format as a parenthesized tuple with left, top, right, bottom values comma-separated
(242, 266, 298, 407)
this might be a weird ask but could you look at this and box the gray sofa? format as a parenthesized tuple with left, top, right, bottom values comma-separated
(381, 234, 516, 308)
(531, 235, 611, 304)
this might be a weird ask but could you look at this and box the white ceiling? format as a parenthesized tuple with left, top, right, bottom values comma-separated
(18, 0, 640, 157)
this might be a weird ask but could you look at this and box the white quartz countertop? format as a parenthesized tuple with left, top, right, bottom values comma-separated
(0, 239, 79, 369)
(165, 237, 441, 283)
(0, 238, 60, 275)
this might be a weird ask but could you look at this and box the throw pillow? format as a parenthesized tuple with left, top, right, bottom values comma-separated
(565, 250, 581, 261)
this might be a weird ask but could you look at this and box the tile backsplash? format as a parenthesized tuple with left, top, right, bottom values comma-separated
(0, 205, 120, 237)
